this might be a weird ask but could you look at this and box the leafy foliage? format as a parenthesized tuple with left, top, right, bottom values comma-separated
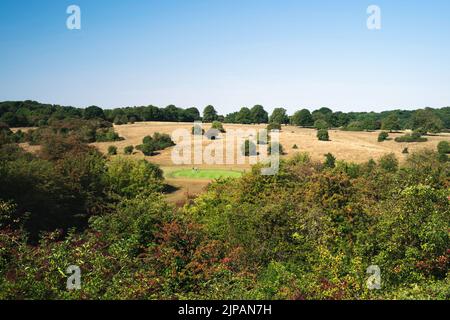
(317, 129, 330, 141)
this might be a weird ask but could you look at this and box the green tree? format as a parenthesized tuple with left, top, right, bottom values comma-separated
(292, 109, 314, 127)
(269, 108, 289, 125)
(250, 105, 269, 124)
(124, 145, 134, 155)
(203, 105, 218, 122)
(378, 131, 389, 142)
(314, 119, 329, 130)
(381, 114, 401, 132)
(108, 145, 117, 155)
(211, 121, 226, 133)
(411, 109, 443, 133)
(236, 107, 253, 124)
(317, 129, 329, 141)
(324, 153, 336, 168)
(378, 153, 399, 172)
(84, 106, 105, 120)
(106, 157, 163, 197)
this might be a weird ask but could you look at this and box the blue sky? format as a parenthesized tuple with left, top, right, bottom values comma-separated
(0, 0, 449, 114)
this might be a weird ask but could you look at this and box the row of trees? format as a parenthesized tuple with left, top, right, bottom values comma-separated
(2, 101, 449, 133)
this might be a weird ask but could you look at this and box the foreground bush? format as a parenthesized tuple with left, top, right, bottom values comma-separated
(0, 140, 449, 299)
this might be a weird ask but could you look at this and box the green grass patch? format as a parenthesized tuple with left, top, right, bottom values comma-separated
(169, 169, 243, 179)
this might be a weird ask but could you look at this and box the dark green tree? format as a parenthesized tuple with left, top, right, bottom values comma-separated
(292, 109, 314, 127)
(84, 106, 105, 120)
(250, 105, 269, 124)
(269, 108, 289, 125)
(203, 105, 218, 122)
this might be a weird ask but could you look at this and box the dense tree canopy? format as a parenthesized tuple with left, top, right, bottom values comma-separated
(1, 101, 450, 133)
(250, 105, 269, 124)
(203, 105, 218, 122)
(292, 109, 314, 127)
(269, 108, 290, 125)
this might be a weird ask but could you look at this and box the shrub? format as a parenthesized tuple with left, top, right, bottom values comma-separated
(437, 141, 450, 154)
(138, 133, 175, 156)
(437, 141, 450, 162)
(106, 157, 163, 197)
(317, 129, 329, 141)
(267, 123, 281, 131)
(211, 121, 226, 133)
(324, 153, 336, 168)
(402, 147, 409, 154)
(108, 145, 117, 155)
(378, 131, 389, 142)
(124, 145, 134, 155)
(343, 121, 364, 131)
(395, 133, 427, 143)
(379, 153, 399, 172)
(95, 128, 122, 142)
(314, 119, 329, 130)
(292, 144, 298, 149)
(241, 139, 257, 156)
(139, 141, 158, 156)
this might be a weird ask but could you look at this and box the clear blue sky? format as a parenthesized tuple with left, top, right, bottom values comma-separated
(1, 0, 449, 114)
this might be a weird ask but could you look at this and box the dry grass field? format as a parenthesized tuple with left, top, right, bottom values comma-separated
(12, 123, 450, 204)
(92, 121, 450, 164)
(88, 121, 450, 204)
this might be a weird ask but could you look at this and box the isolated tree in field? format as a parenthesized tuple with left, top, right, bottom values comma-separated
(317, 129, 329, 141)
(250, 105, 269, 124)
(292, 109, 314, 127)
(381, 114, 401, 132)
(84, 106, 105, 120)
(203, 105, 218, 122)
(269, 108, 289, 125)
(437, 141, 450, 154)
(314, 119, 329, 130)
(236, 107, 253, 124)
(124, 145, 134, 155)
(378, 131, 389, 142)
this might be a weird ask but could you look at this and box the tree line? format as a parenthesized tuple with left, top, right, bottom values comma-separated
(1, 100, 450, 133)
